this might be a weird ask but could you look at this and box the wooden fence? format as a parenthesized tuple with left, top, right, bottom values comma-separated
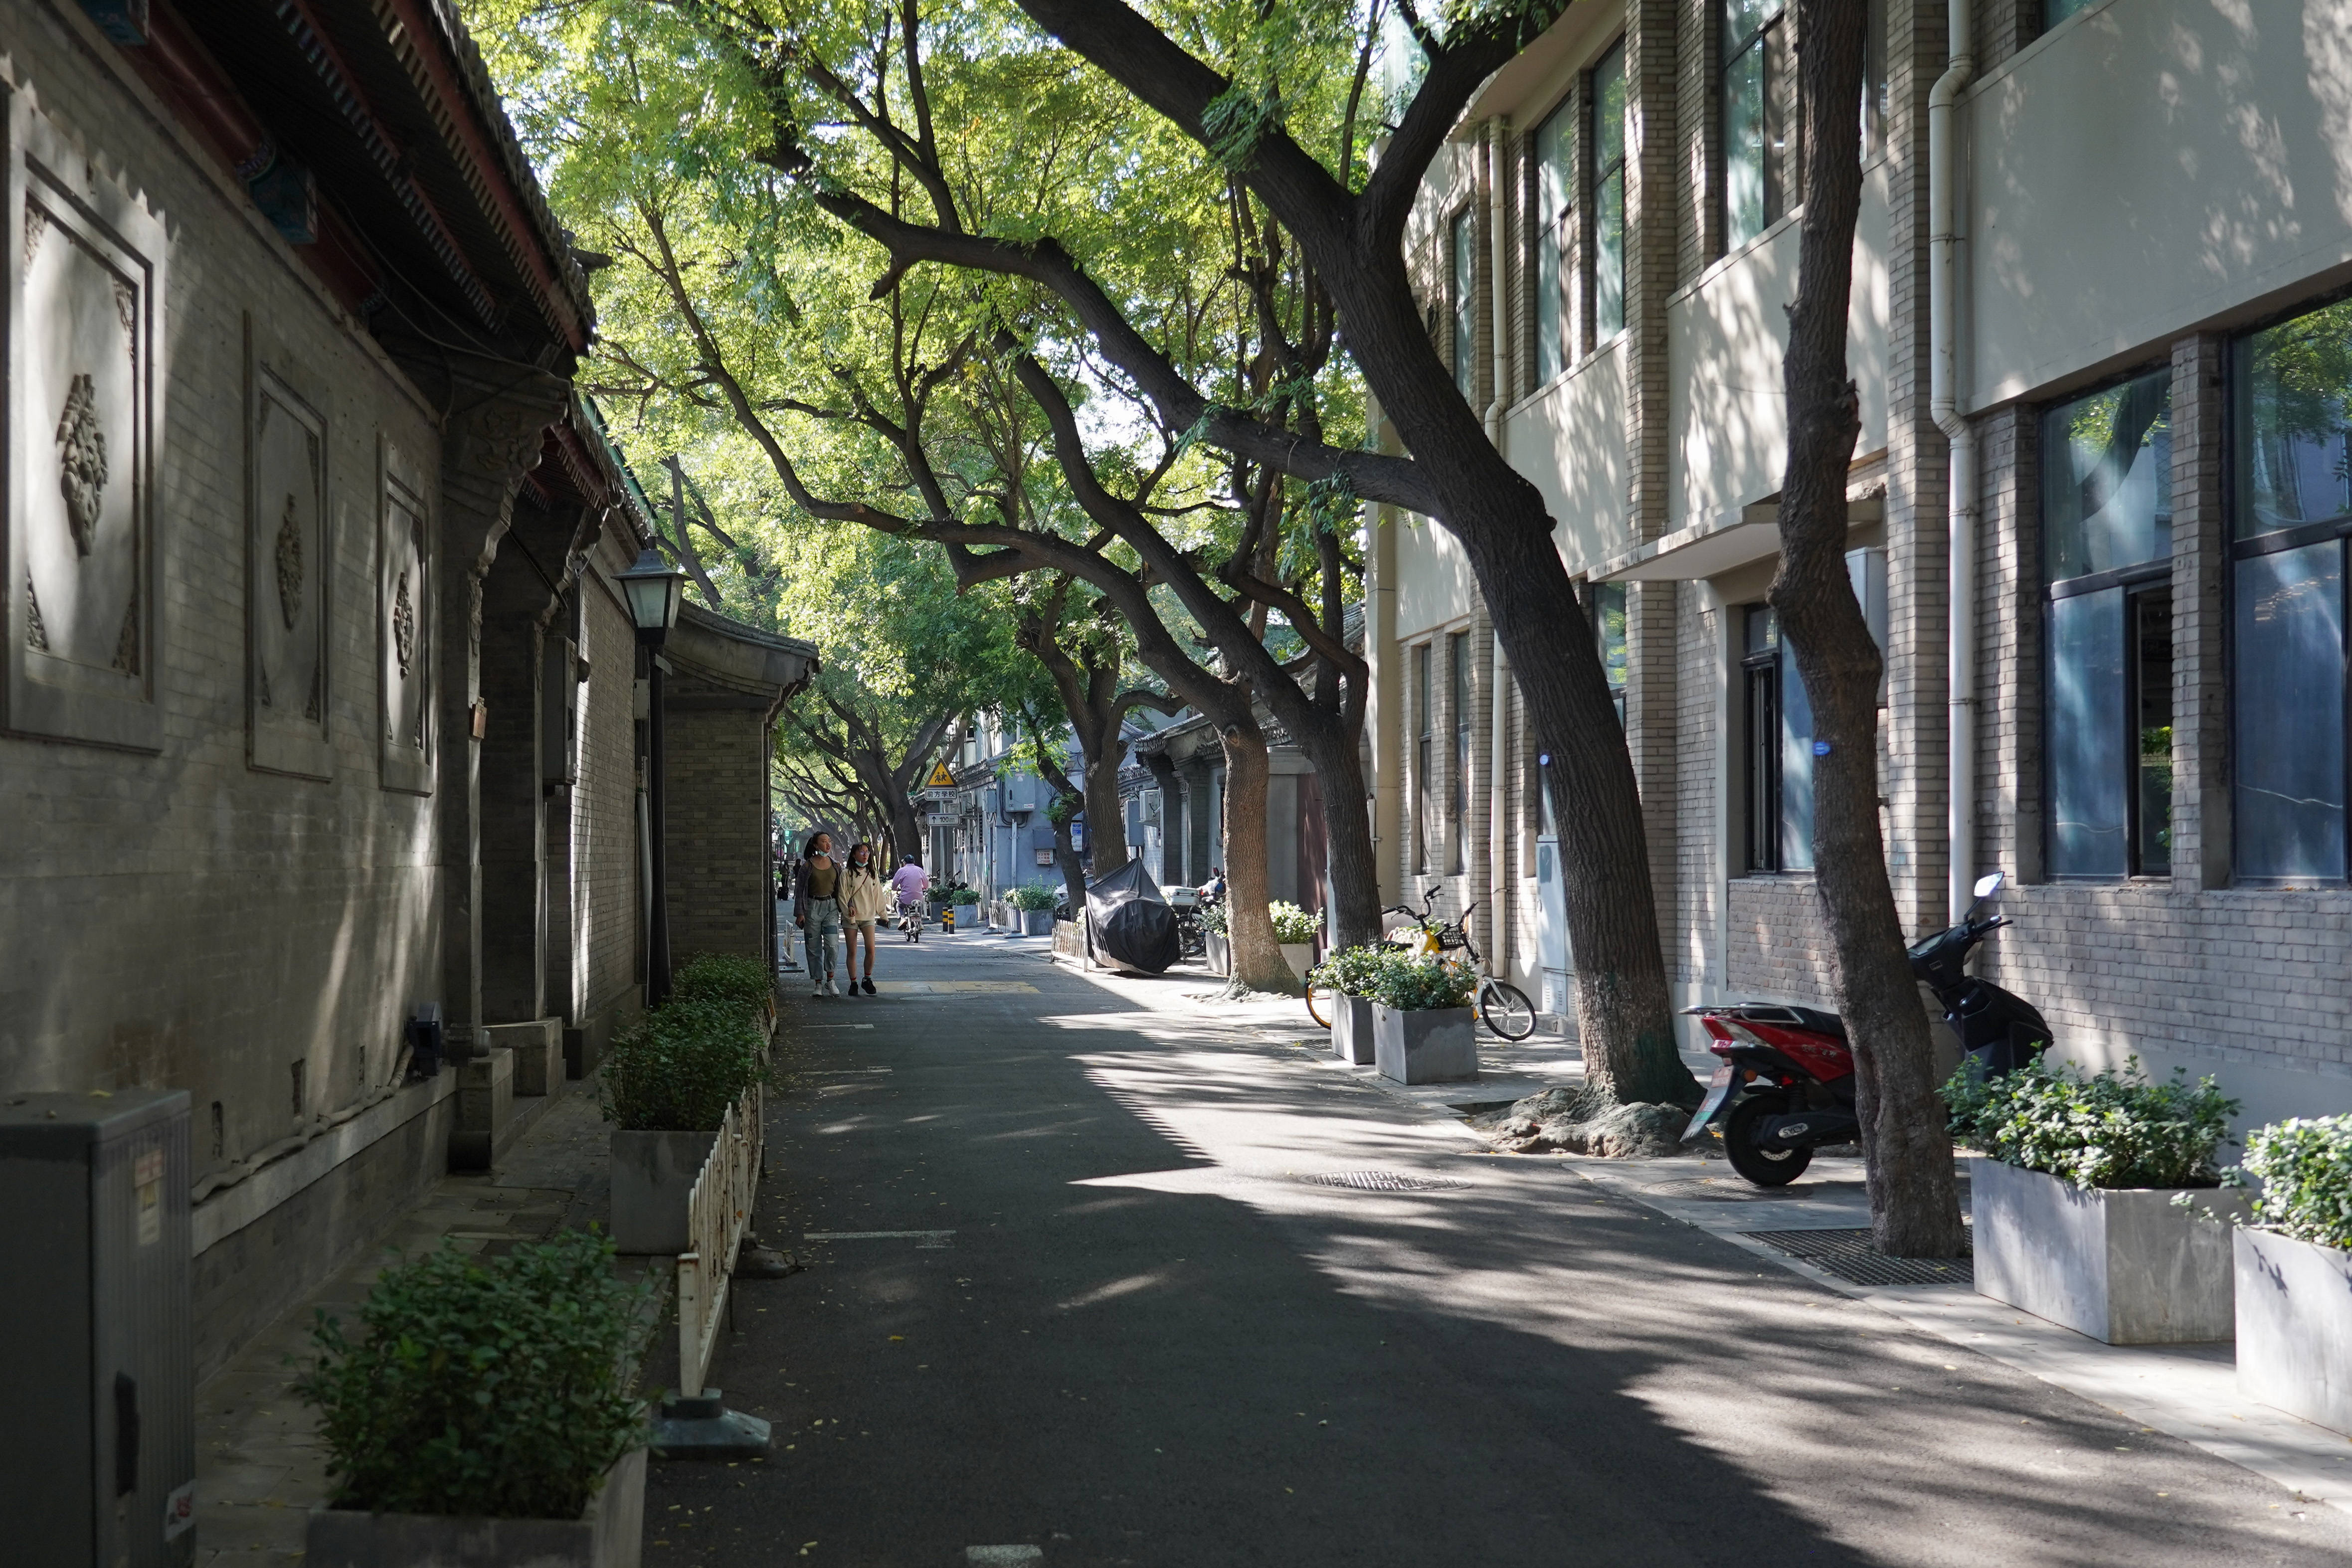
(676, 1082, 761, 1396)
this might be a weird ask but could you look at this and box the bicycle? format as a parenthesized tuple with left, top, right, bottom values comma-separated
(1301, 885, 1538, 1042)
(897, 897, 923, 943)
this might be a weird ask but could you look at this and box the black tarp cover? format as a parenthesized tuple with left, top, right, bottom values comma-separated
(1085, 860, 1181, 973)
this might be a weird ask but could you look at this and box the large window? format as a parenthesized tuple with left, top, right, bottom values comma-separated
(1592, 581, 1628, 725)
(1741, 606, 1814, 872)
(1590, 42, 1627, 341)
(1721, 0, 1794, 252)
(2233, 297, 2352, 882)
(1449, 630, 1471, 873)
(1450, 212, 1477, 402)
(1531, 100, 1572, 385)
(2043, 370, 2173, 878)
(1415, 642, 1433, 872)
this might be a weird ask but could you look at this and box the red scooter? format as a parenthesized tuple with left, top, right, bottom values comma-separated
(1681, 872, 2051, 1186)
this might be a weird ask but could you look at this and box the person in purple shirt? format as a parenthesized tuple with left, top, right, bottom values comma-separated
(890, 857, 930, 936)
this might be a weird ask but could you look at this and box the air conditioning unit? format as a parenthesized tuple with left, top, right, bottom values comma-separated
(0, 1089, 195, 1565)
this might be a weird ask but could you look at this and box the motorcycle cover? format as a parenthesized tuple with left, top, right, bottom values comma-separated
(1085, 860, 1181, 974)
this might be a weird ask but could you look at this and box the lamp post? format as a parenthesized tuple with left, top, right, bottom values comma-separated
(617, 543, 684, 1005)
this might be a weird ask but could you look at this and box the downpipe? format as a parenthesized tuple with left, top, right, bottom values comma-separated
(1931, 1, 1978, 923)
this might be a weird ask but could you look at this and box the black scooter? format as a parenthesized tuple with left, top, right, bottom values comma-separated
(1682, 871, 2052, 1185)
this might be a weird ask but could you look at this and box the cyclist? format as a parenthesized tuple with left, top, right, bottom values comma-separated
(890, 855, 930, 942)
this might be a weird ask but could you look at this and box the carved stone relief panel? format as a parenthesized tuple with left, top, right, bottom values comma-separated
(249, 332, 332, 778)
(379, 437, 433, 793)
(4, 92, 169, 751)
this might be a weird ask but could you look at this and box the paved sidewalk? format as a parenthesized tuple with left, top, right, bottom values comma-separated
(190, 1083, 641, 1567)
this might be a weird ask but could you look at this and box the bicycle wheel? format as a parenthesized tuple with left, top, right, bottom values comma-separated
(1478, 979, 1538, 1041)
(1304, 981, 1331, 1029)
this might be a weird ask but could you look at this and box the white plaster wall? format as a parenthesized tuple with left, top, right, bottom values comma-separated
(1666, 161, 1893, 533)
(1968, 0, 2352, 407)
(1504, 338, 1633, 575)
(1391, 511, 1483, 640)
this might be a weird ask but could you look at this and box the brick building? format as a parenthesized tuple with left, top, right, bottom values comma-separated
(0, 0, 813, 1379)
(1374, 0, 2352, 1132)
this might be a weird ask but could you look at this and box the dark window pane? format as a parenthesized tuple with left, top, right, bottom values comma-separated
(1450, 631, 1470, 873)
(1745, 663, 1778, 871)
(1595, 583, 1628, 697)
(1591, 43, 1627, 341)
(1591, 44, 1626, 173)
(2048, 587, 2128, 876)
(2132, 588, 2173, 875)
(1744, 603, 1778, 656)
(1451, 214, 1477, 401)
(2237, 298, 2352, 538)
(2043, 370, 2172, 582)
(1534, 104, 1570, 384)
(1779, 636, 1815, 872)
(2045, 0, 2098, 25)
(1723, 37, 1767, 247)
(2234, 541, 2346, 880)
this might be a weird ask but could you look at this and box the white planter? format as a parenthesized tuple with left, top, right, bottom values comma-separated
(1280, 943, 1316, 982)
(1330, 995, 1376, 1065)
(1371, 1004, 1477, 1084)
(1205, 932, 1229, 976)
(307, 1446, 644, 1568)
(1971, 1159, 2247, 1343)
(610, 1130, 719, 1254)
(2236, 1226, 2352, 1436)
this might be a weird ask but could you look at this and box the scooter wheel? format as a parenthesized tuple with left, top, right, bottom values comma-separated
(1723, 1095, 1813, 1187)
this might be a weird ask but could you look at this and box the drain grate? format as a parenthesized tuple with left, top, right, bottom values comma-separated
(1299, 1170, 1470, 1193)
(1644, 1178, 1861, 1201)
(1741, 1228, 1973, 1288)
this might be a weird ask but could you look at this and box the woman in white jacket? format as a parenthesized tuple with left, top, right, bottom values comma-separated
(838, 842, 893, 996)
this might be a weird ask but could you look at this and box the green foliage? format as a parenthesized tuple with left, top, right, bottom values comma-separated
(1006, 883, 1058, 911)
(601, 997, 765, 1133)
(669, 952, 773, 1017)
(295, 1230, 647, 1520)
(1943, 1056, 2239, 1190)
(1197, 899, 1228, 935)
(948, 886, 981, 905)
(1307, 941, 1389, 996)
(2233, 1115, 2352, 1251)
(1364, 950, 1477, 1012)
(1268, 901, 1321, 944)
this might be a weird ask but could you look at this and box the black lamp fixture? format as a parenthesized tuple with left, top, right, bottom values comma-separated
(616, 546, 685, 647)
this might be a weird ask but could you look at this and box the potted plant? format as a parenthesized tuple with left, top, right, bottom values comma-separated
(1947, 1057, 2243, 1343)
(2230, 1113, 2352, 1434)
(1269, 901, 1321, 982)
(603, 978, 766, 1255)
(300, 1230, 649, 1568)
(1199, 898, 1229, 976)
(1007, 882, 1058, 934)
(670, 952, 776, 1035)
(1308, 943, 1389, 1065)
(1366, 951, 1478, 1084)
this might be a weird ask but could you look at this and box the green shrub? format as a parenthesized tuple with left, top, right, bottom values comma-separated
(295, 1230, 647, 1520)
(2234, 1115, 2352, 1251)
(1365, 950, 1477, 1012)
(1006, 883, 1059, 911)
(1197, 899, 1228, 935)
(1268, 901, 1321, 944)
(1942, 1055, 2238, 1190)
(669, 953, 772, 1017)
(1308, 942, 1390, 997)
(948, 886, 980, 905)
(602, 997, 765, 1132)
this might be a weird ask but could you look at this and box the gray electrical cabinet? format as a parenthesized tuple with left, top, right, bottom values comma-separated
(0, 1090, 195, 1566)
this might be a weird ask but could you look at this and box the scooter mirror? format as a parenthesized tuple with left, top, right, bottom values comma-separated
(1972, 871, 2005, 901)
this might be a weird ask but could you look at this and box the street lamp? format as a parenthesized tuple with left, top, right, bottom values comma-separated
(618, 545, 686, 1004)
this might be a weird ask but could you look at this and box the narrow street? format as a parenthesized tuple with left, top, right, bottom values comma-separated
(648, 935, 2343, 1568)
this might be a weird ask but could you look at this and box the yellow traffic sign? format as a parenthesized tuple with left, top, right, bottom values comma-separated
(925, 759, 957, 789)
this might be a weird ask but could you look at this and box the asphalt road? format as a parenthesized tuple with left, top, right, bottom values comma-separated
(646, 932, 2347, 1567)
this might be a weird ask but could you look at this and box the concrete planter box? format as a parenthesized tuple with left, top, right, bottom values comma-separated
(1021, 908, 1056, 935)
(610, 1130, 720, 1254)
(449, 1047, 515, 1171)
(1330, 995, 1376, 1065)
(1205, 932, 1229, 976)
(2236, 1227, 2352, 1436)
(1280, 943, 1316, 982)
(308, 1446, 644, 1568)
(1971, 1159, 2248, 1344)
(1371, 1004, 1477, 1085)
(481, 1019, 561, 1097)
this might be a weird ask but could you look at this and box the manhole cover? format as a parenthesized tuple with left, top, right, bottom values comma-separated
(1741, 1228, 1974, 1288)
(1299, 1171, 1470, 1193)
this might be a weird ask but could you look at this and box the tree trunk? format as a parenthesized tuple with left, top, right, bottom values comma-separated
(1082, 745, 1126, 881)
(1218, 725, 1295, 994)
(1768, 0, 1965, 1257)
(1289, 716, 1378, 950)
(1048, 806, 1086, 919)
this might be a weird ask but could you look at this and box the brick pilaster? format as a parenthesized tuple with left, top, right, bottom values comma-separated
(2170, 334, 2230, 888)
(1627, 0, 1679, 545)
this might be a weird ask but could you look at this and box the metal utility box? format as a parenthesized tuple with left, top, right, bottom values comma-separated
(0, 1090, 195, 1566)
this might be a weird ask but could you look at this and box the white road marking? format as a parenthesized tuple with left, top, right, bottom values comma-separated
(804, 1229, 955, 1248)
(965, 1550, 1043, 1566)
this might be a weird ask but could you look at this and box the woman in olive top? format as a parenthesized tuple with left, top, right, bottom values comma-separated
(838, 842, 891, 995)
(792, 832, 845, 997)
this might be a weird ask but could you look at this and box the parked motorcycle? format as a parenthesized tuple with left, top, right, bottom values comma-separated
(1680, 871, 2051, 1186)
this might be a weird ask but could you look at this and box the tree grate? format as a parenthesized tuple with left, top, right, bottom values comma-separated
(1298, 1171, 1470, 1193)
(1741, 1228, 1974, 1288)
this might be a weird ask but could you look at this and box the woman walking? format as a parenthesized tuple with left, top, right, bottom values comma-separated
(792, 832, 846, 998)
(839, 842, 891, 995)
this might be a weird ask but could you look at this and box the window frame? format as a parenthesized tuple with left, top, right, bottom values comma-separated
(1528, 91, 1575, 387)
(1718, 0, 1793, 254)
(1740, 607, 1783, 874)
(1449, 209, 1478, 403)
(1414, 640, 1434, 874)
(1587, 39, 1628, 348)
(1448, 629, 1471, 874)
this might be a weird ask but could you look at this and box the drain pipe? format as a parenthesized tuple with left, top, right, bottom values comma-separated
(1485, 117, 1514, 975)
(1931, 1, 1977, 922)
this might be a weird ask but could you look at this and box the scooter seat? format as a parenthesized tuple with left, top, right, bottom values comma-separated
(1772, 1004, 1847, 1041)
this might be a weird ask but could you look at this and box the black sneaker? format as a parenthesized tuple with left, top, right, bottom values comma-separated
(862, 977, 877, 995)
